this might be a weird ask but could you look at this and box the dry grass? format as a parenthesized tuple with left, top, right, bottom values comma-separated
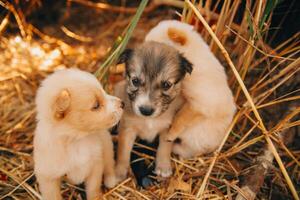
(0, 0, 299, 199)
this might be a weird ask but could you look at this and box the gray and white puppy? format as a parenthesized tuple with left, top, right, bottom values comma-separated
(114, 41, 192, 179)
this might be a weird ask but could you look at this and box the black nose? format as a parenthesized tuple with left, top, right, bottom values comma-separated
(120, 101, 125, 109)
(139, 106, 154, 116)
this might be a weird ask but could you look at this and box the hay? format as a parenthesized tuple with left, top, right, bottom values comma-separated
(0, 0, 299, 199)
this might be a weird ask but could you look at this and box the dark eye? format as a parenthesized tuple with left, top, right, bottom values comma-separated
(161, 81, 172, 91)
(132, 77, 140, 87)
(92, 100, 100, 110)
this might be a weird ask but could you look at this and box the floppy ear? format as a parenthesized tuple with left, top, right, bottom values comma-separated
(179, 54, 193, 75)
(53, 89, 71, 119)
(117, 49, 133, 64)
(167, 27, 187, 46)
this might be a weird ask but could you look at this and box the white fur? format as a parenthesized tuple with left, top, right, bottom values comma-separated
(133, 92, 150, 117)
(146, 20, 236, 158)
(34, 69, 121, 200)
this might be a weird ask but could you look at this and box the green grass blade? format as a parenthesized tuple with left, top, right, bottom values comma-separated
(94, 0, 149, 80)
(259, 0, 280, 30)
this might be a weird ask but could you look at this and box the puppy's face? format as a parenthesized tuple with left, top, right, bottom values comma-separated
(53, 83, 123, 134)
(118, 41, 192, 117)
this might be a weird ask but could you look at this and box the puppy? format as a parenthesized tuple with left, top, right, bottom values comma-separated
(114, 41, 192, 179)
(145, 20, 236, 171)
(34, 69, 123, 200)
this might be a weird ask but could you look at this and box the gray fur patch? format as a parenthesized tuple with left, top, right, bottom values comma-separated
(122, 41, 192, 117)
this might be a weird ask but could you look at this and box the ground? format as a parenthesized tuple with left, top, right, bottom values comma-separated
(0, 1, 299, 200)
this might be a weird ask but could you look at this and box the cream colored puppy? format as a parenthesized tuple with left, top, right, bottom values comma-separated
(145, 20, 236, 176)
(34, 69, 123, 200)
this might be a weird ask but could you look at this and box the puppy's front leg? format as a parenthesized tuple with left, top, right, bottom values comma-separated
(155, 131, 173, 177)
(102, 132, 117, 188)
(85, 164, 103, 200)
(166, 103, 202, 141)
(37, 176, 62, 200)
(116, 128, 136, 181)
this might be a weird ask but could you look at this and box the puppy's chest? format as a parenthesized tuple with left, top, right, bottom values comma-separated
(65, 136, 102, 184)
(136, 118, 171, 141)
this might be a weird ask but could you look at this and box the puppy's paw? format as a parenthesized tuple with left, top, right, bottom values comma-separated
(104, 174, 117, 189)
(115, 164, 128, 182)
(155, 161, 172, 178)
